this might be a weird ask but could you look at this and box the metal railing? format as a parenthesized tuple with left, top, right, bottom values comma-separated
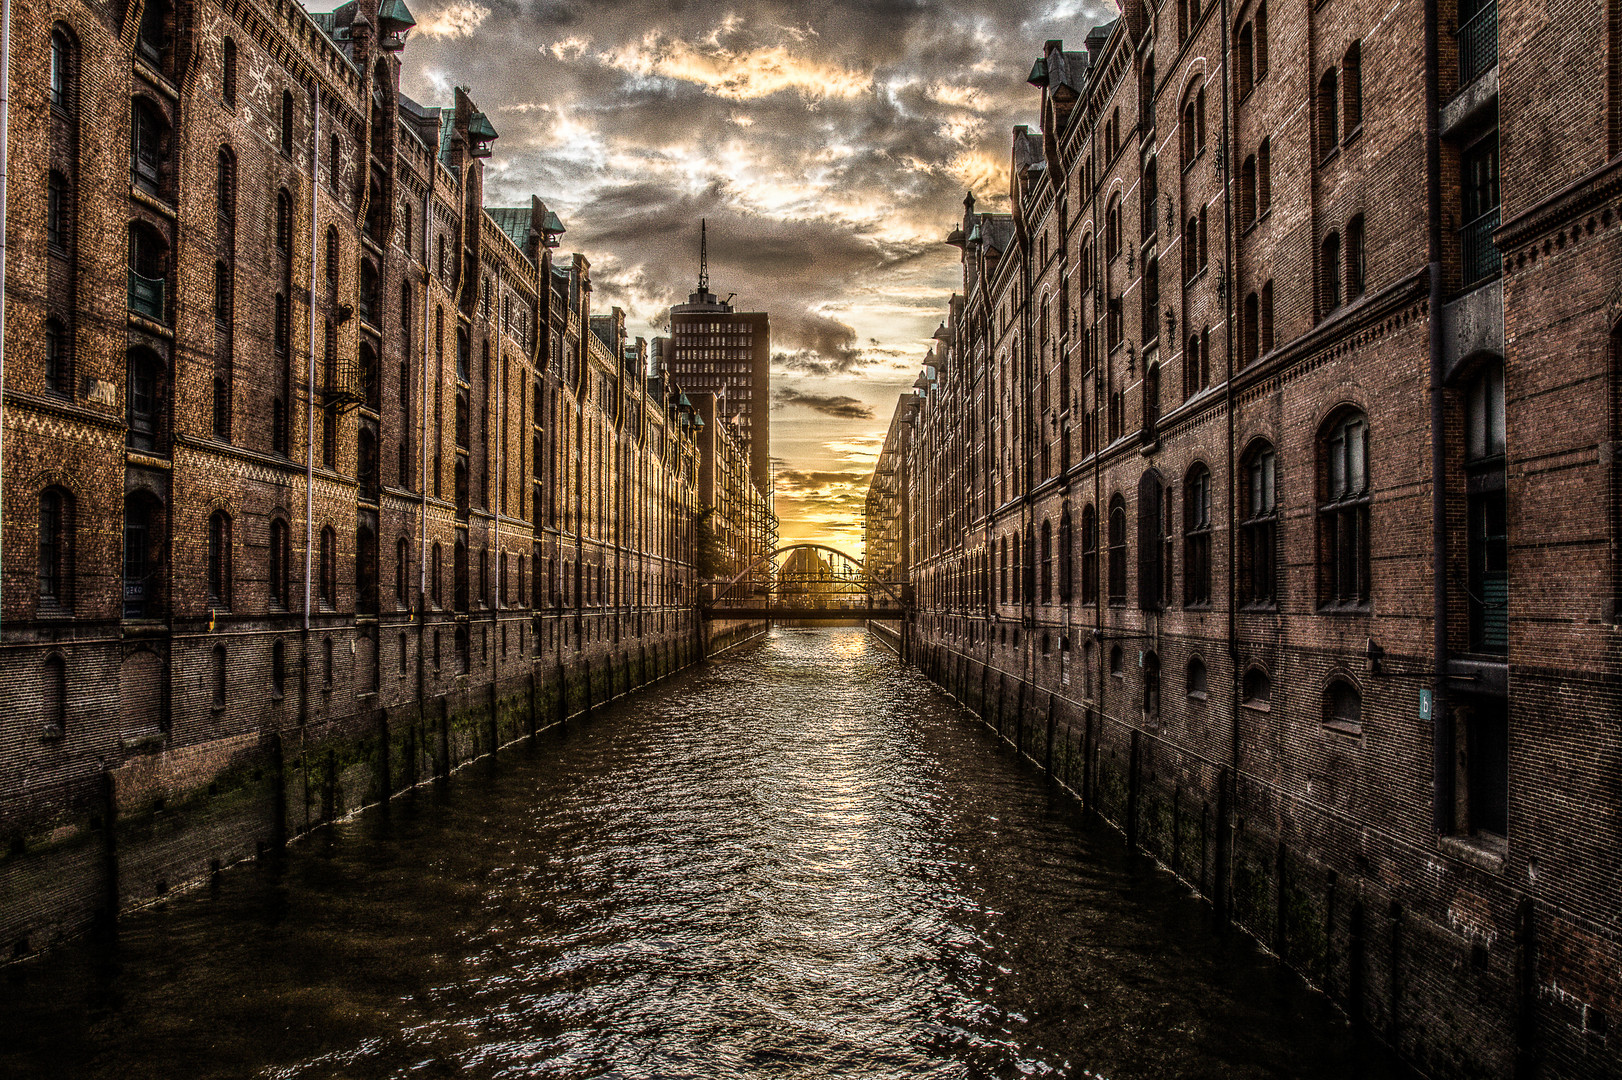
(128, 271, 165, 321)
(323, 355, 364, 404)
(1458, 0, 1497, 87)
(1460, 207, 1501, 287)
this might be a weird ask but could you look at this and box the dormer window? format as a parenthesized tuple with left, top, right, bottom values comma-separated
(468, 111, 497, 158)
(378, 0, 416, 51)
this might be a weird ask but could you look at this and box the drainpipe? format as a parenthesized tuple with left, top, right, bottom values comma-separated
(302, 84, 320, 725)
(1425, 0, 1452, 833)
(494, 271, 501, 618)
(1218, 0, 1240, 924)
(420, 180, 431, 607)
(0, 0, 9, 640)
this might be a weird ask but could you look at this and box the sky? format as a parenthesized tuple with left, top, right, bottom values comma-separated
(377, 0, 1116, 555)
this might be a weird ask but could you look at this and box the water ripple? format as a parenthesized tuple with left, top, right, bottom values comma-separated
(0, 627, 1404, 1080)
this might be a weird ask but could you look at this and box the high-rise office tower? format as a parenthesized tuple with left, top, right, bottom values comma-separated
(667, 222, 772, 496)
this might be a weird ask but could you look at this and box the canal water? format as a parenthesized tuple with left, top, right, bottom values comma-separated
(0, 627, 1403, 1079)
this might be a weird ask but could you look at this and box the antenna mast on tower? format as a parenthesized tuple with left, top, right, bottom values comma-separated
(698, 218, 708, 292)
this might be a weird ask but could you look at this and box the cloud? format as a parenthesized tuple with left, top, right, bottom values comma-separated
(391, 0, 1116, 541)
(416, 1, 490, 39)
(775, 388, 875, 420)
(600, 33, 872, 103)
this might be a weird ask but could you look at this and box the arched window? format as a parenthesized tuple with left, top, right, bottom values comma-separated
(280, 89, 294, 155)
(356, 524, 378, 614)
(1325, 678, 1362, 734)
(454, 538, 469, 611)
(123, 489, 164, 619)
(216, 146, 236, 232)
(357, 427, 378, 500)
(207, 509, 231, 608)
(38, 486, 74, 608)
(1140, 158, 1157, 240)
(1255, 3, 1269, 76)
(44, 318, 68, 396)
(1059, 507, 1074, 602)
(999, 534, 1009, 604)
(1187, 655, 1208, 698)
(1240, 153, 1258, 229)
(360, 259, 380, 324)
(324, 225, 339, 289)
(1342, 42, 1362, 134)
(359, 341, 379, 410)
(1181, 90, 1200, 165)
(1243, 666, 1272, 708)
(47, 171, 69, 251)
(431, 542, 443, 607)
(1261, 279, 1276, 351)
(1319, 409, 1371, 606)
(1466, 359, 1507, 652)
(136, 0, 169, 66)
(1137, 471, 1167, 611)
(42, 654, 67, 736)
(126, 347, 164, 450)
(1143, 652, 1161, 717)
(456, 327, 470, 381)
(211, 644, 227, 708)
(1237, 21, 1254, 96)
(319, 526, 336, 607)
(128, 221, 169, 323)
(131, 98, 168, 196)
(1346, 214, 1367, 298)
(1257, 138, 1272, 216)
(395, 537, 409, 606)
(1108, 495, 1128, 605)
(275, 189, 293, 252)
(1081, 504, 1098, 603)
(213, 259, 231, 324)
(1184, 465, 1212, 605)
(1144, 362, 1160, 435)
(1321, 231, 1342, 315)
(222, 37, 237, 107)
(1109, 644, 1124, 676)
(269, 518, 290, 609)
(1242, 292, 1260, 364)
(1240, 441, 1279, 605)
(50, 26, 75, 111)
(1040, 519, 1053, 604)
(1318, 68, 1339, 160)
(1105, 195, 1121, 258)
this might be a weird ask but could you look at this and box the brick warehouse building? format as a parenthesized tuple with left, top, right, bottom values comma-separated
(0, 0, 770, 953)
(874, 1, 1620, 1076)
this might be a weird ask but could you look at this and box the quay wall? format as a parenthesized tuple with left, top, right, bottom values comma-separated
(0, 615, 765, 960)
(897, 631, 1618, 1080)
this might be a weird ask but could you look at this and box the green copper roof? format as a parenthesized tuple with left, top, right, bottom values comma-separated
(469, 111, 498, 141)
(378, 0, 415, 28)
(1027, 58, 1048, 86)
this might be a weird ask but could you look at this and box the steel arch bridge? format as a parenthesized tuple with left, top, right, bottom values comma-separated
(701, 543, 908, 622)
